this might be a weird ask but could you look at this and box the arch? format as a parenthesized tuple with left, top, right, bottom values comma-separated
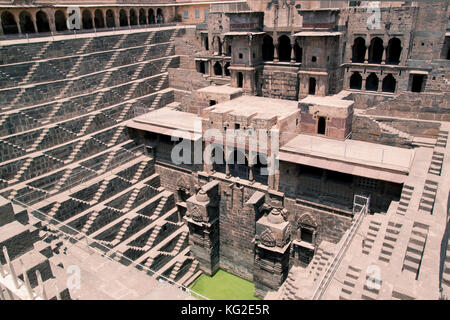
(368, 37, 383, 64)
(224, 38, 231, 56)
(237, 72, 243, 88)
(228, 149, 248, 180)
(382, 74, 396, 93)
(36, 11, 50, 33)
(297, 212, 318, 229)
(105, 9, 115, 28)
(198, 61, 206, 74)
(386, 37, 402, 64)
(278, 35, 291, 62)
(260, 228, 276, 247)
(262, 35, 274, 61)
(156, 8, 164, 23)
(119, 9, 128, 27)
(81, 9, 93, 29)
(317, 116, 326, 134)
(212, 146, 226, 174)
(129, 9, 137, 26)
(349, 72, 362, 89)
(19, 11, 35, 33)
(294, 42, 302, 62)
(139, 8, 146, 25)
(447, 47, 450, 60)
(224, 62, 230, 76)
(253, 154, 268, 185)
(352, 37, 366, 63)
(365, 72, 379, 91)
(148, 9, 155, 24)
(1, 11, 18, 34)
(213, 36, 222, 55)
(204, 35, 209, 51)
(94, 9, 104, 29)
(213, 61, 222, 76)
(54, 10, 67, 32)
(308, 77, 316, 95)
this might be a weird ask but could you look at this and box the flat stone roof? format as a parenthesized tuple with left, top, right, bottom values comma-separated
(208, 95, 299, 120)
(294, 31, 342, 37)
(299, 95, 354, 108)
(197, 85, 243, 95)
(280, 134, 414, 183)
(127, 108, 202, 140)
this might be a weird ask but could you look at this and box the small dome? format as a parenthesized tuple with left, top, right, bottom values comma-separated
(267, 207, 284, 224)
(196, 189, 209, 202)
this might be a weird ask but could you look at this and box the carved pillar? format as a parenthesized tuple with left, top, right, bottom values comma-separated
(274, 42, 279, 62)
(254, 207, 291, 298)
(362, 75, 367, 91)
(381, 45, 387, 64)
(185, 181, 220, 276)
(248, 164, 254, 183)
(290, 37, 296, 63)
(364, 46, 369, 63)
(114, 9, 120, 28)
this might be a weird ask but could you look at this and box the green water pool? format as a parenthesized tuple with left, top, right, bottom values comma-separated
(188, 269, 261, 300)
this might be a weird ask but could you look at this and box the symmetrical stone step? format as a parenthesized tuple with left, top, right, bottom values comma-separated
(123, 188, 141, 210)
(428, 151, 444, 176)
(378, 221, 402, 263)
(169, 261, 183, 281)
(418, 180, 438, 214)
(144, 225, 162, 250)
(80, 210, 101, 234)
(112, 217, 133, 244)
(173, 231, 188, 254)
(436, 130, 448, 148)
(402, 222, 428, 279)
(362, 220, 382, 255)
(339, 265, 362, 300)
(396, 184, 414, 215)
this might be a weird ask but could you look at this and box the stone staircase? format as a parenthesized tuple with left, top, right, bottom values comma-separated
(143, 225, 162, 250)
(169, 261, 183, 281)
(339, 265, 362, 300)
(402, 222, 429, 279)
(19, 62, 41, 85)
(428, 151, 445, 176)
(396, 184, 414, 215)
(308, 248, 334, 281)
(112, 218, 133, 244)
(418, 179, 438, 214)
(436, 130, 448, 148)
(173, 231, 188, 254)
(280, 270, 299, 300)
(91, 179, 110, 203)
(378, 221, 403, 263)
(49, 202, 62, 217)
(80, 210, 100, 234)
(130, 161, 148, 183)
(29, 127, 50, 152)
(65, 138, 87, 163)
(123, 188, 141, 210)
(77, 114, 97, 136)
(362, 219, 382, 255)
(154, 196, 168, 216)
(442, 236, 450, 290)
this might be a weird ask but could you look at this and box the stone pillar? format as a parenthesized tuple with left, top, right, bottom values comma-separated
(377, 74, 382, 92)
(248, 164, 254, 183)
(32, 12, 38, 34)
(274, 42, 279, 62)
(362, 75, 367, 91)
(225, 153, 231, 177)
(364, 46, 369, 63)
(290, 37, 296, 63)
(114, 9, 120, 27)
(381, 45, 387, 64)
